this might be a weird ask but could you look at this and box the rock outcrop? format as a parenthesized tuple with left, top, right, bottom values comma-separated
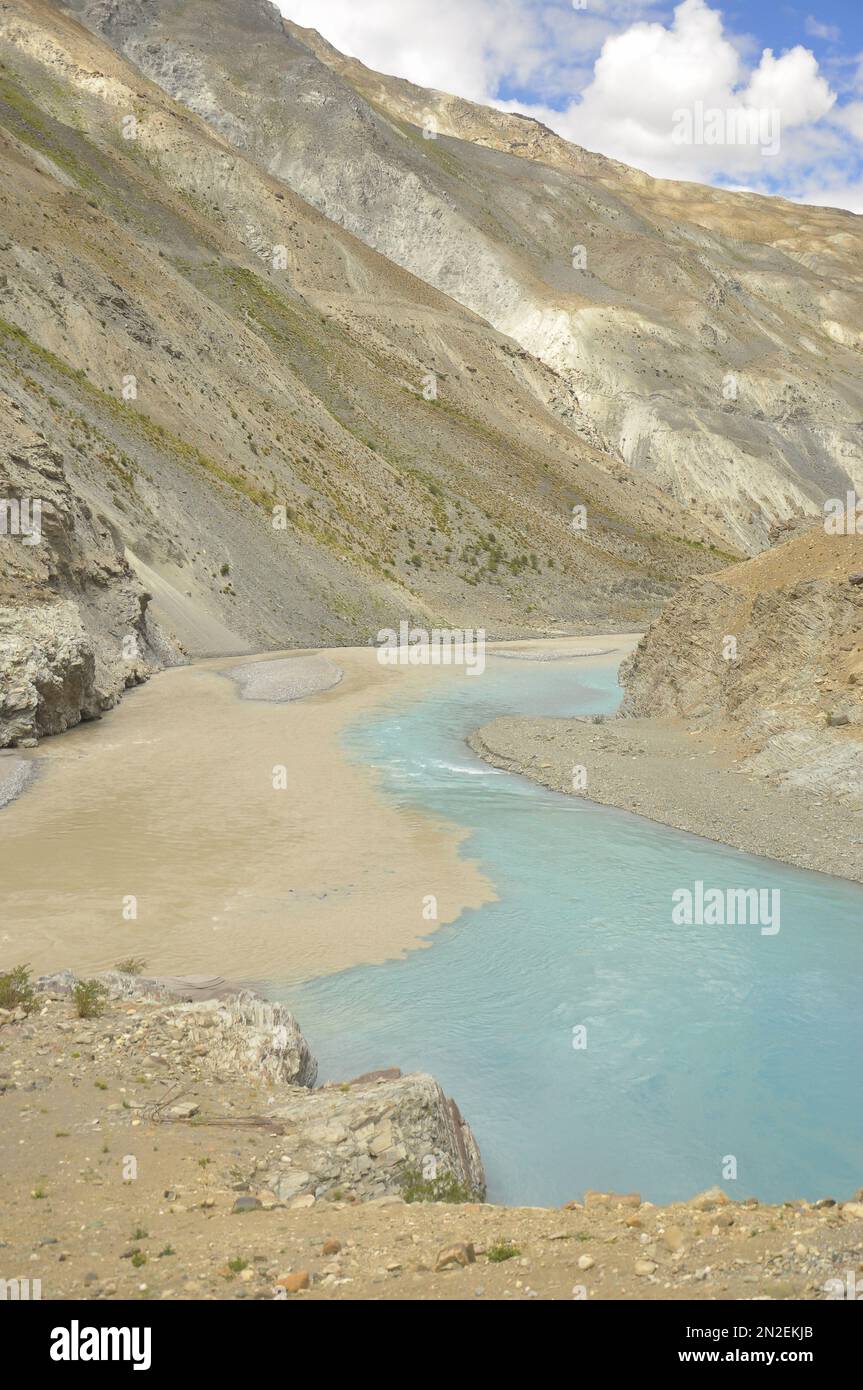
(620, 526, 863, 804)
(0, 422, 179, 746)
(0, 599, 101, 745)
(261, 1073, 485, 1206)
(31, 970, 486, 1203)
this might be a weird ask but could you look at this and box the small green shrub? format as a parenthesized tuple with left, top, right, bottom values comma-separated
(73, 979, 108, 1019)
(486, 1239, 520, 1263)
(0, 964, 35, 1014)
(399, 1162, 476, 1204)
(115, 957, 147, 975)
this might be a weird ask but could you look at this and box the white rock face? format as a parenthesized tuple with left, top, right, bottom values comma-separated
(0, 599, 99, 745)
(0, 433, 177, 747)
(178, 992, 320, 1090)
(264, 1072, 486, 1204)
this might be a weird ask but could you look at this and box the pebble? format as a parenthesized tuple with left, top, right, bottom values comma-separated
(231, 1196, 262, 1214)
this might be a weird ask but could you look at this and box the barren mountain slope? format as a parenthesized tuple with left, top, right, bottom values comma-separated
(0, 0, 734, 746)
(621, 526, 863, 804)
(62, 0, 863, 554)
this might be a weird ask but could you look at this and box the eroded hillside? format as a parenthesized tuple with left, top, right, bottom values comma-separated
(63, 0, 863, 554)
(621, 526, 863, 804)
(0, 0, 735, 747)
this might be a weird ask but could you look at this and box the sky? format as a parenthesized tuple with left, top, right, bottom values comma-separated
(278, 0, 863, 212)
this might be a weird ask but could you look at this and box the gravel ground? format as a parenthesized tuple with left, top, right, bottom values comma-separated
(490, 644, 619, 662)
(2, 988, 861, 1301)
(224, 655, 343, 703)
(0, 754, 34, 810)
(468, 716, 863, 884)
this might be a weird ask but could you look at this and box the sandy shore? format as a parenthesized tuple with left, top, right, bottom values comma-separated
(469, 714, 863, 884)
(0, 646, 497, 982)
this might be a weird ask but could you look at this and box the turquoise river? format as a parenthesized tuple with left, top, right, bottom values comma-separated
(279, 651, 863, 1208)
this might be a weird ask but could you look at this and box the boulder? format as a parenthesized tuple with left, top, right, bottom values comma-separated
(434, 1243, 476, 1271)
(259, 1073, 485, 1204)
(689, 1186, 731, 1211)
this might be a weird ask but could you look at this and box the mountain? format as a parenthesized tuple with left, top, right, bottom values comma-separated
(0, 0, 734, 743)
(62, 0, 863, 555)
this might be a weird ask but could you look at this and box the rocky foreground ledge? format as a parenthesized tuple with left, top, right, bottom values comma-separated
(10, 971, 485, 1207)
(1, 972, 861, 1301)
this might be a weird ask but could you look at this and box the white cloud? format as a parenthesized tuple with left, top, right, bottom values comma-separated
(743, 46, 834, 127)
(584, 0, 740, 120)
(540, 0, 838, 182)
(805, 16, 840, 44)
(793, 175, 863, 215)
(836, 100, 863, 141)
(280, 0, 564, 103)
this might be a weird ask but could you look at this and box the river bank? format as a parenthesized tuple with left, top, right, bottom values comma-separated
(4, 638, 863, 1266)
(0, 635, 634, 981)
(3, 970, 861, 1302)
(0, 645, 495, 981)
(468, 715, 863, 885)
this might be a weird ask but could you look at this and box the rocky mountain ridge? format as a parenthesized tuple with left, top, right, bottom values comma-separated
(63, 0, 863, 554)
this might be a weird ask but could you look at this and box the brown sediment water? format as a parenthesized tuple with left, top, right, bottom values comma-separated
(0, 646, 495, 984)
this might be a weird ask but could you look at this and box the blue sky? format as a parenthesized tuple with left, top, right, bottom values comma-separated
(280, 0, 863, 211)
